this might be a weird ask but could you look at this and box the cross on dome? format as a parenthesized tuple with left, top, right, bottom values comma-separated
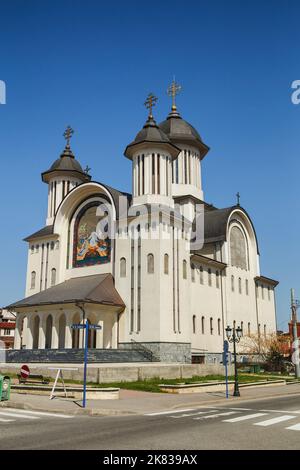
(167, 78, 182, 111)
(63, 126, 74, 147)
(144, 93, 158, 118)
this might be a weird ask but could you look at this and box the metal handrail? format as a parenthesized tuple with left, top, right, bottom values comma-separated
(130, 339, 159, 362)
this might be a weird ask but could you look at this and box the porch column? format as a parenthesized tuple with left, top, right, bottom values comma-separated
(26, 316, 33, 349)
(14, 314, 22, 350)
(65, 312, 73, 349)
(96, 320, 104, 349)
(112, 314, 118, 349)
(52, 313, 59, 349)
(38, 315, 46, 349)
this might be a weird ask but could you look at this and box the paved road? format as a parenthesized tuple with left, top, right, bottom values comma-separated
(1, 394, 300, 450)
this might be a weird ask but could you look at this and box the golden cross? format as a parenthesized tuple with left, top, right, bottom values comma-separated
(63, 126, 74, 146)
(144, 93, 158, 117)
(167, 78, 182, 111)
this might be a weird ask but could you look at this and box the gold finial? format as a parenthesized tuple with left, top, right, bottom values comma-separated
(144, 93, 158, 118)
(63, 125, 74, 146)
(167, 78, 182, 111)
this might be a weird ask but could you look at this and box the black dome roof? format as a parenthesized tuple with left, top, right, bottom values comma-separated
(159, 110, 209, 159)
(124, 115, 180, 160)
(42, 145, 91, 183)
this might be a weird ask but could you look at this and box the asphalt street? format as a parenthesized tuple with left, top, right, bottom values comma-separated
(1, 394, 300, 450)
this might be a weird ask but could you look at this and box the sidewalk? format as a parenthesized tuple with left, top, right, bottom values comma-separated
(1, 383, 300, 416)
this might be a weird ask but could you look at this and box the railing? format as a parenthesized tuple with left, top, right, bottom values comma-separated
(130, 339, 159, 362)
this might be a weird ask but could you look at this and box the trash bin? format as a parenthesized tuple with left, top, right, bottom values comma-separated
(0, 375, 11, 401)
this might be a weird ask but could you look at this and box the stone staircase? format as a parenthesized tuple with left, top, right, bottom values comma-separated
(5, 348, 153, 363)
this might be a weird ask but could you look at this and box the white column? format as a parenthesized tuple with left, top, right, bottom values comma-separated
(14, 315, 22, 350)
(38, 316, 46, 349)
(65, 313, 73, 349)
(112, 314, 118, 349)
(96, 320, 104, 348)
(52, 314, 59, 349)
(24, 316, 33, 349)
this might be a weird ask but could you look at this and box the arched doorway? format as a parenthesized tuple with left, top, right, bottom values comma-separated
(45, 315, 53, 349)
(32, 316, 40, 349)
(72, 313, 80, 348)
(87, 318, 97, 349)
(58, 314, 66, 349)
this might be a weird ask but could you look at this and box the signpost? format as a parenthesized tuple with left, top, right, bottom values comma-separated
(223, 340, 230, 399)
(71, 321, 102, 408)
(20, 364, 30, 380)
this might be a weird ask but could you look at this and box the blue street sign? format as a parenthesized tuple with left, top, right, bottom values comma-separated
(71, 322, 102, 408)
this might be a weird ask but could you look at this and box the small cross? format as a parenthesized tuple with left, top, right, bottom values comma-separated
(84, 165, 91, 174)
(236, 192, 240, 206)
(167, 78, 182, 111)
(63, 126, 74, 146)
(144, 93, 158, 118)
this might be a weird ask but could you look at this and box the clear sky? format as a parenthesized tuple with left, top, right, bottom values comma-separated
(0, 0, 299, 330)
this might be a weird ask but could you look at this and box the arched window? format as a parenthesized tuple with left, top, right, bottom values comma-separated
(31, 271, 36, 289)
(230, 225, 248, 270)
(32, 316, 40, 349)
(208, 268, 212, 287)
(210, 317, 213, 335)
(191, 264, 195, 282)
(30, 245, 34, 254)
(248, 322, 251, 335)
(216, 270, 220, 289)
(164, 254, 169, 275)
(192, 315, 196, 334)
(231, 275, 235, 292)
(183, 260, 187, 279)
(73, 202, 110, 268)
(200, 266, 204, 285)
(45, 315, 52, 349)
(218, 318, 221, 335)
(245, 279, 249, 295)
(238, 277, 242, 294)
(147, 254, 154, 274)
(258, 323, 261, 336)
(264, 324, 267, 337)
(201, 316, 205, 334)
(120, 257, 126, 277)
(241, 321, 244, 334)
(51, 268, 56, 286)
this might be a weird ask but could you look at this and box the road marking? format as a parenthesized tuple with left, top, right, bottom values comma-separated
(0, 418, 15, 422)
(226, 407, 252, 411)
(0, 411, 39, 420)
(194, 411, 239, 420)
(2, 408, 74, 419)
(259, 409, 300, 414)
(146, 408, 195, 416)
(223, 413, 268, 423)
(286, 423, 300, 431)
(254, 415, 296, 427)
(171, 410, 219, 418)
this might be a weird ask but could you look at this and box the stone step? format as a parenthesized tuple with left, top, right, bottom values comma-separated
(5, 348, 152, 363)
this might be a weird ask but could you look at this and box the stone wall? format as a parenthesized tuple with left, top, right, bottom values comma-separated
(119, 342, 191, 363)
(0, 362, 233, 384)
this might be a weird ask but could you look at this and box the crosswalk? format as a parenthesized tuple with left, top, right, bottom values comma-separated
(145, 406, 300, 432)
(0, 408, 74, 424)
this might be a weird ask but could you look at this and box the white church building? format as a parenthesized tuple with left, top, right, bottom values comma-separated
(7, 85, 278, 363)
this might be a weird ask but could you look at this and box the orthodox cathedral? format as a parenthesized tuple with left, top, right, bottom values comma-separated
(7, 82, 278, 363)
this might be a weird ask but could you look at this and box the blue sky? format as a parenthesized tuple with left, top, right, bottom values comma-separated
(0, 0, 299, 329)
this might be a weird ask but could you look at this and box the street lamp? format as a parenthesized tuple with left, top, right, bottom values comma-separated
(226, 324, 243, 397)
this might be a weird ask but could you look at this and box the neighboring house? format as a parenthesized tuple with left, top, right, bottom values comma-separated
(0, 309, 16, 349)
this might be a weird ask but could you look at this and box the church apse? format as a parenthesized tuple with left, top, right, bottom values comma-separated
(73, 202, 111, 268)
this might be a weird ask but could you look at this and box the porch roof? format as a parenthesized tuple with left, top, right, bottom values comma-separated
(6, 274, 125, 310)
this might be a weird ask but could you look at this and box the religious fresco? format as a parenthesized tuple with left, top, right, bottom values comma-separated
(73, 203, 110, 267)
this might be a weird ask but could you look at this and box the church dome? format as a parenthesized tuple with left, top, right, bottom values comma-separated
(159, 110, 210, 159)
(42, 127, 91, 184)
(124, 114, 180, 160)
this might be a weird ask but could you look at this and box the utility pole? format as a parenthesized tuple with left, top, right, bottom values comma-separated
(290, 288, 300, 378)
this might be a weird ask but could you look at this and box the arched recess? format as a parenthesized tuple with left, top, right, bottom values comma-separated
(45, 315, 53, 349)
(86, 317, 97, 349)
(53, 183, 119, 276)
(72, 313, 81, 348)
(32, 316, 40, 349)
(58, 314, 66, 349)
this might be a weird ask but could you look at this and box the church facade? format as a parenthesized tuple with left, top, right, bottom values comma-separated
(7, 85, 278, 363)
